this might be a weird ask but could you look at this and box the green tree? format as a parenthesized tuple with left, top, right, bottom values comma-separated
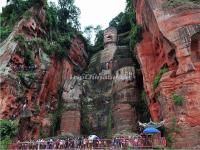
(82, 25, 104, 58)
(84, 25, 94, 43)
(58, 0, 80, 31)
(0, 119, 18, 149)
(93, 30, 104, 51)
(0, 120, 18, 140)
(109, 12, 132, 33)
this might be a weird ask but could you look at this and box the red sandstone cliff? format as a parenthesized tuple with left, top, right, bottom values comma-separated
(134, 0, 200, 148)
(0, 5, 87, 140)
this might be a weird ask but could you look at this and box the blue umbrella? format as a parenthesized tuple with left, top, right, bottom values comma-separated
(143, 127, 160, 134)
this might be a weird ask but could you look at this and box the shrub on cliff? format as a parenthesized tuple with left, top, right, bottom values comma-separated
(0, 137, 12, 150)
(172, 93, 184, 106)
(153, 67, 168, 89)
(39, 128, 47, 138)
(23, 11, 32, 20)
(0, 120, 18, 149)
(14, 34, 26, 44)
(0, 26, 12, 42)
(135, 91, 151, 122)
(130, 25, 142, 49)
(0, 120, 18, 140)
(163, 117, 181, 147)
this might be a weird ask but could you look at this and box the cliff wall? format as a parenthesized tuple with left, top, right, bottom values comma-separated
(0, 5, 87, 140)
(134, 0, 200, 148)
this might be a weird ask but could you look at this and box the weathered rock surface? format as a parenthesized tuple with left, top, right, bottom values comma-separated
(0, 5, 87, 140)
(60, 110, 81, 136)
(113, 66, 138, 132)
(61, 79, 83, 135)
(83, 27, 139, 136)
(134, 0, 200, 148)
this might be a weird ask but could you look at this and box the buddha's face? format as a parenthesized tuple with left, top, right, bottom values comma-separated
(104, 28, 117, 45)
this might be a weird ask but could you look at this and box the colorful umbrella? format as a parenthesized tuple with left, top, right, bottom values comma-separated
(143, 127, 160, 134)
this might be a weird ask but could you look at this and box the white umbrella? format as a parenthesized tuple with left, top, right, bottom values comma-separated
(88, 135, 99, 140)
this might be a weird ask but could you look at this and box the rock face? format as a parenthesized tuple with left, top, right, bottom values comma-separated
(60, 110, 81, 135)
(83, 27, 138, 136)
(0, 5, 87, 140)
(113, 66, 138, 132)
(134, 0, 200, 148)
(61, 79, 83, 135)
(68, 37, 88, 71)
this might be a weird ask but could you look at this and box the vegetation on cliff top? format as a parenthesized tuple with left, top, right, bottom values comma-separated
(0, 0, 43, 42)
(1, 0, 82, 61)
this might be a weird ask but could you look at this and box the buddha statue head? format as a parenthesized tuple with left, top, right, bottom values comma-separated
(104, 27, 117, 46)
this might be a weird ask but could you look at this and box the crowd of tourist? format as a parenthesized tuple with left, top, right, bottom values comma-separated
(9, 136, 166, 149)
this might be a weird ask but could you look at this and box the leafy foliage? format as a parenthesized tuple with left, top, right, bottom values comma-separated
(172, 93, 184, 106)
(33, 102, 40, 114)
(14, 34, 26, 43)
(44, 0, 81, 61)
(39, 128, 47, 138)
(93, 30, 104, 46)
(0, 120, 18, 140)
(1, 0, 80, 62)
(1, 0, 43, 27)
(58, 0, 80, 30)
(83, 25, 94, 42)
(0, 120, 18, 149)
(153, 67, 168, 89)
(17, 72, 36, 88)
(130, 25, 142, 49)
(1, 0, 86, 140)
(135, 90, 150, 122)
(108, 0, 142, 51)
(109, 12, 132, 34)
(109, 0, 136, 34)
(82, 25, 104, 58)
(0, 26, 12, 42)
(0, 137, 12, 150)
(163, 117, 181, 147)
(23, 11, 32, 20)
